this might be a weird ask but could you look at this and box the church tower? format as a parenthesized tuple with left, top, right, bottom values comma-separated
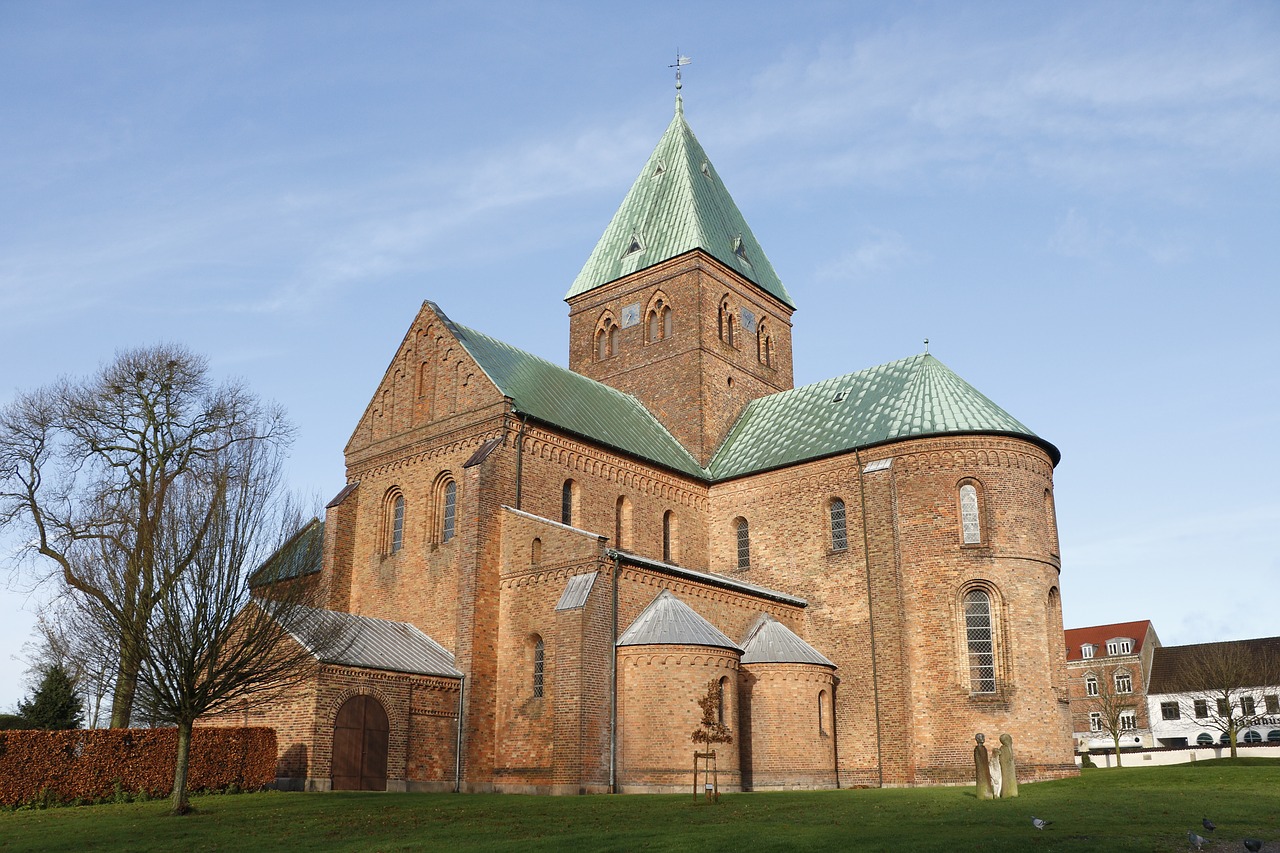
(566, 96, 796, 466)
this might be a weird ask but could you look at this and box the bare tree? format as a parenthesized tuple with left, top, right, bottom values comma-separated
(1169, 639, 1280, 759)
(133, 434, 342, 815)
(1083, 663, 1140, 767)
(0, 345, 290, 726)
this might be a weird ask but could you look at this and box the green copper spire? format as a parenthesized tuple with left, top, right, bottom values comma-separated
(566, 97, 794, 308)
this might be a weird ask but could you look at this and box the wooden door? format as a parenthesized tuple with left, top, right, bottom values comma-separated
(332, 694, 390, 791)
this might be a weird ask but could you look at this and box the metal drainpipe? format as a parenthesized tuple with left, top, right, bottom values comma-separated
(453, 675, 466, 793)
(855, 448, 885, 788)
(513, 412, 528, 511)
(609, 548, 620, 793)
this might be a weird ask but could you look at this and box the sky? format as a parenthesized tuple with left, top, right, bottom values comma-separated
(1, 1, 1278, 713)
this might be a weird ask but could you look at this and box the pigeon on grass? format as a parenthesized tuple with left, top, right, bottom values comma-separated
(1204, 818, 1217, 832)
(1189, 830, 1210, 850)
(1031, 817, 1052, 830)
(1243, 840, 1263, 852)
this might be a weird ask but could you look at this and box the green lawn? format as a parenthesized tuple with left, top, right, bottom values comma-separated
(2, 760, 1277, 852)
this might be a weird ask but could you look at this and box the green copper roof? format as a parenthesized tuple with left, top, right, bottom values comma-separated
(566, 97, 794, 308)
(708, 354, 1059, 479)
(436, 304, 706, 478)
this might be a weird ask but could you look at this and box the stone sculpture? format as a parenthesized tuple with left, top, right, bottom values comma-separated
(973, 733, 993, 799)
(997, 733, 1018, 798)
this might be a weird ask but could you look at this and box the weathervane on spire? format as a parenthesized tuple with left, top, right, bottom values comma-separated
(670, 51, 691, 91)
(924, 338, 930, 354)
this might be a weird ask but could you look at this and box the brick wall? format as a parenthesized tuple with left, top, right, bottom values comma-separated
(739, 663, 838, 789)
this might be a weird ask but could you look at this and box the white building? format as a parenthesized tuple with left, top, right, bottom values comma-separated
(1145, 637, 1280, 748)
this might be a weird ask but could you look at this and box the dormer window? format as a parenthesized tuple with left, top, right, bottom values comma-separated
(1081, 644, 1095, 659)
(732, 235, 750, 265)
(623, 233, 644, 257)
(1106, 638, 1133, 656)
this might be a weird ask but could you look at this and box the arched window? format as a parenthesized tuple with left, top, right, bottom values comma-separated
(1047, 587, 1063, 689)
(963, 588, 996, 693)
(735, 517, 750, 570)
(441, 479, 456, 543)
(1242, 730, 1262, 743)
(719, 298, 735, 346)
(531, 537, 542, 566)
(384, 489, 405, 555)
(1196, 733, 1214, 745)
(1085, 674, 1099, 696)
(662, 510, 675, 563)
(830, 498, 847, 551)
(561, 479, 576, 526)
(1268, 730, 1280, 743)
(595, 313, 620, 360)
(615, 496, 632, 550)
(757, 321, 772, 367)
(818, 689, 829, 735)
(646, 295, 673, 343)
(532, 635, 545, 699)
(959, 482, 982, 544)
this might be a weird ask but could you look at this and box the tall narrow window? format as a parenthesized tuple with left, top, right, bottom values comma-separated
(1114, 671, 1132, 693)
(608, 324, 619, 356)
(662, 305, 672, 338)
(662, 510, 675, 563)
(561, 480, 575, 526)
(1085, 675, 1099, 697)
(532, 635, 545, 699)
(963, 589, 996, 693)
(441, 480, 456, 543)
(531, 538, 542, 566)
(717, 677, 728, 725)
(614, 496, 632, 550)
(960, 483, 981, 544)
(830, 498, 848, 551)
(735, 518, 750, 570)
(648, 309, 660, 342)
(818, 690, 828, 735)
(391, 494, 405, 554)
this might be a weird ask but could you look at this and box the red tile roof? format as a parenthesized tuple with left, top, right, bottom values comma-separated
(1064, 620, 1153, 662)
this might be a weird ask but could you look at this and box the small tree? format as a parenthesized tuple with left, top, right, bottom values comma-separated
(1083, 663, 1139, 767)
(1171, 639, 1280, 759)
(690, 679, 733, 745)
(17, 663, 85, 730)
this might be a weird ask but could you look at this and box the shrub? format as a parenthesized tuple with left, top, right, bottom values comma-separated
(0, 727, 276, 807)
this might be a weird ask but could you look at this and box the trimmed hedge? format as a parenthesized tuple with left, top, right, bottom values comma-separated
(0, 727, 276, 807)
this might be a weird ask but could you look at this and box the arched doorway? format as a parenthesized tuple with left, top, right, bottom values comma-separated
(332, 694, 390, 791)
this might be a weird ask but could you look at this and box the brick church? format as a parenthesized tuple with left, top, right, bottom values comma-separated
(243, 95, 1077, 793)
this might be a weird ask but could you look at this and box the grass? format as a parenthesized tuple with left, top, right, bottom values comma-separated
(2, 760, 1277, 852)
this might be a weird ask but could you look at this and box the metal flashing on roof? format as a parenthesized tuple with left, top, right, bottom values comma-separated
(617, 589, 740, 651)
(608, 549, 806, 607)
(709, 353, 1060, 479)
(282, 605, 462, 679)
(556, 572, 598, 611)
(325, 482, 359, 509)
(463, 437, 503, 468)
(740, 614, 836, 668)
